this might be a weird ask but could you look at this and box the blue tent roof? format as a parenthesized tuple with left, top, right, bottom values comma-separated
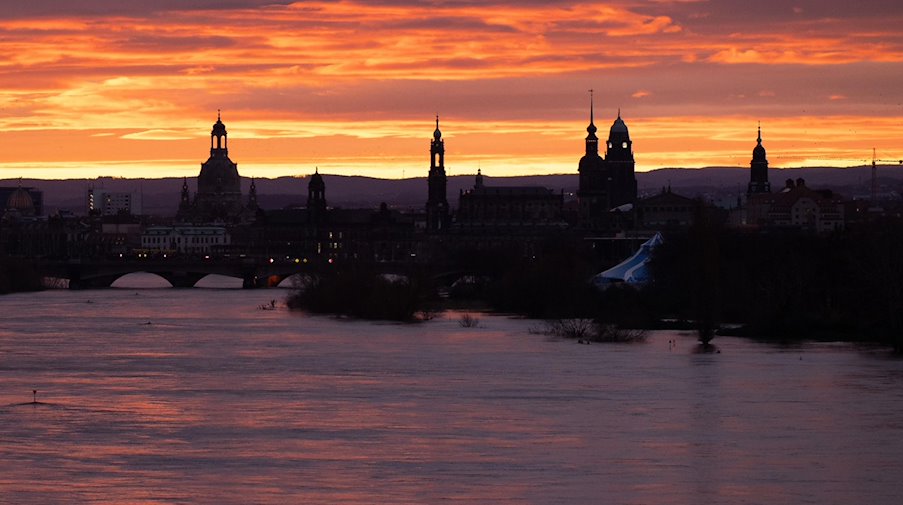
(592, 232, 663, 288)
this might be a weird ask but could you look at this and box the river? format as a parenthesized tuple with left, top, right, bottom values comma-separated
(1, 273, 902, 504)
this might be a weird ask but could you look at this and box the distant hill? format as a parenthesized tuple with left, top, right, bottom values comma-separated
(4, 164, 902, 216)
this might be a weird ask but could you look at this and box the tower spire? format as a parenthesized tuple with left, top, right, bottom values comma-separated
(757, 121, 762, 144)
(589, 89, 594, 125)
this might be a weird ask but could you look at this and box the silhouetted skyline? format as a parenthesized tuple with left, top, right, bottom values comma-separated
(0, 1, 900, 178)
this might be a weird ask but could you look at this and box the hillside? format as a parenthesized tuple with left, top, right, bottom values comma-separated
(4, 165, 902, 216)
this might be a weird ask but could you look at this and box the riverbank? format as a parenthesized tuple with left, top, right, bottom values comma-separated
(0, 258, 43, 295)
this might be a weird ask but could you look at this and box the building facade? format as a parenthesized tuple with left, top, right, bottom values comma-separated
(141, 226, 231, 255)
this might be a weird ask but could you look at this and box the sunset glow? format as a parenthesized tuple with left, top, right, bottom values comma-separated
(0, 1, 901, 179)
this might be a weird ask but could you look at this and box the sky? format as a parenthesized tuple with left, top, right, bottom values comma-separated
(0, 0, 901, 179)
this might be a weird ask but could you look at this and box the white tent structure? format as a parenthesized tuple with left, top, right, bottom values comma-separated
(592, 232, 663, 289)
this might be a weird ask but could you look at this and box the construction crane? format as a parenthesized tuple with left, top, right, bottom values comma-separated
(869, 148, 903, 209)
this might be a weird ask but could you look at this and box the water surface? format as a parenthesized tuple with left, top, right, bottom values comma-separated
(1, 276, 902, 504)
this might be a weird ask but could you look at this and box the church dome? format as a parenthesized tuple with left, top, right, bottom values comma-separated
(212, 115, 227, 136)
(753, 142, 766, 160)
(198, 155, 241, 194)
(6, 186, 34, 213)
(610, 114, 629, 136)
(309, 169, 325, 190)
(752, 127, 767, 161)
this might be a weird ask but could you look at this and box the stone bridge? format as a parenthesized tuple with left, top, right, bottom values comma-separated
(36, 257, 451, 289)
(37, 257, 322, 289)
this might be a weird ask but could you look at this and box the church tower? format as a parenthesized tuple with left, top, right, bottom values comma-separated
(577, 91, 608, 228)
(307, 168, 327, 224)
(247, 177, 258, 210)
(604, 109, 637, 208)
(194, 112, 244, 222)
(177, 177, 192, 220)
(747, 124, 770, 194)
(426, 116, 449, 232)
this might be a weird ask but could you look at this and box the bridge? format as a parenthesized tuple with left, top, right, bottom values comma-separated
(37, 257, 326, 289)
(35, 256, 450, 289)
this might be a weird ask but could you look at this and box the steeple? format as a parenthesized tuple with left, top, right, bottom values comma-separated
(307, 168, 326, 224)
(427, 116, 449, 232)
(585, 89, 598, 154)
(748, 123, 770, 194)
(247, 177, 258, 209)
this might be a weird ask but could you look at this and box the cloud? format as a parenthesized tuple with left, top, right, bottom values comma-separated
(0, 0, 899, 177)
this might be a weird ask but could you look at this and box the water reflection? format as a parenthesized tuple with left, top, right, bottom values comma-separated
(1, 280, 902, 503)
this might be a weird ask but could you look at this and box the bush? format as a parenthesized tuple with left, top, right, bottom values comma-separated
(458, 313, 481, 328)
(286, 268, 435, 321)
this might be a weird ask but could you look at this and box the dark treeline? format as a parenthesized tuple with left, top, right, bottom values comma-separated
(649, 218, 903, 350)
(0, 258, 43, 294)
(285, 266, 437, 321)
(285, 220, 903, 350)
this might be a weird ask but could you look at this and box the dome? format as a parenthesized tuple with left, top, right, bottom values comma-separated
(752, 127, 767, 161)
(610, 115, 629, 136)
(433, 115, 442, 140)
(753, 142, 766, 160)
(309, 169, 325, 190)
(212, 118, 227, 136)
(198, 155, 241, 195)
(6, 186, 34, 213)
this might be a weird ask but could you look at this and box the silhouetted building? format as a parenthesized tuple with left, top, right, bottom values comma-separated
(87, 187, 140, 216)
(177, 113, 254, 224)
(0, 185, 42, 217)
(307, 168, 326, 224)
(636, 187, 699, 229)
(142, 226, 230, 255)
(426, 116, 449, 232)
(577, 94, 637, 229)
(748, 125, 771, 194)
(457, 170, 565, 229)
(747, 178, 845, 232)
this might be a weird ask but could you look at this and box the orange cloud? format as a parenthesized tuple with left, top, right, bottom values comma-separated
(0, 1, 899, 180)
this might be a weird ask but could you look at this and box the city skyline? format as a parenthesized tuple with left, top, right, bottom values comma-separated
(0, 1, 901, 179)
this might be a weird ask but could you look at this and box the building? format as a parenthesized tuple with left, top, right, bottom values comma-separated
(636, 188, 700, 230)
(577, 93, 637, 229)
(88, 187, 141, 216)
(425, 116, 450, 232)
(747, 178, 845, 233)
(456, 170, 565, 229)
(177, 113, 255, 224)
(748, 125, 771, 195)
(141, 226, 231, 255)
(0, 185, 43, 216)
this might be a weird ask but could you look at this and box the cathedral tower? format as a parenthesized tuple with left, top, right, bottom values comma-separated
(747, 124, 770, 194)
(604, 109, 637, 208)
(307, 168, 327, 224)
(426, 116, 449, 232)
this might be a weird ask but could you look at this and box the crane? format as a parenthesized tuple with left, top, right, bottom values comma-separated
(869, 148, 903, 209)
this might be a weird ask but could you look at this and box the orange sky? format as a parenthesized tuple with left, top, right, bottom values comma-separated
(0, 1, 901, 179)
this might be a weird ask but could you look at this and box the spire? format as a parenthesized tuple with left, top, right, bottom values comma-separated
(590, 89, 594, 125)
(217, 109, 221, 122)
(433, 114, 442, 140)
(586, 89, 598, 138)
(757, 121, 762, 144)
